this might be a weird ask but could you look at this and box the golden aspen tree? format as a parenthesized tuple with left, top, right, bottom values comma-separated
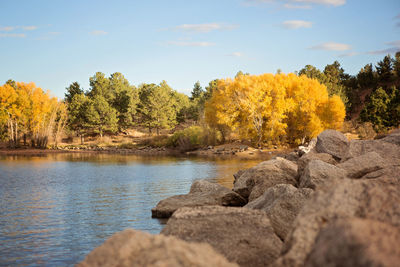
(205, 73, 345, 146)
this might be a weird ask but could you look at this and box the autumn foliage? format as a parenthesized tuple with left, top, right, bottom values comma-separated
(205, 73, 346, 145)
(0, 81, 65, 148)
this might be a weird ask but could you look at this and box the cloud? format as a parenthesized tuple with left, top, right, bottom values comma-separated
(366, 40, 400, 55)
(0, 33, 26, 38)
(167, 41, 215, 47)
(169, 23, 238, 33)
(90, 30, 108, 36)
(244, 0, 345, 8)
(282, 20, 312, 29)
(227, 52, 244, 57)
(21, 26, 37, 31)
(283, 3, 312, 9)
(309, 42, 351, 51)
(0, 26, 15, 31)
(0, 25, 37, 31)
(338, 51, 358, 57)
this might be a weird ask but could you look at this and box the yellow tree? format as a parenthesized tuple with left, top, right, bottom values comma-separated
(205, 73, 345, 146)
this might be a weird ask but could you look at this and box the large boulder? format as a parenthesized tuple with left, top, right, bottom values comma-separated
(152, 180, 246, 218)
(233, 158, 298, 201)
(361, 165, 400, 179)
(297, 151, 337, 176)
(342, 139, 400, 162)
(299, 160, 347, 190)
(77, 229, 237, 267)
(305, 218, 400, 267)
(337, 151, 387, 178)
(275, 178, 400, 267)
(245, 184, 313, 240)
(162, 206, 282, 267)
(380, 128, 400, 146)
(315, 130, 349, 160)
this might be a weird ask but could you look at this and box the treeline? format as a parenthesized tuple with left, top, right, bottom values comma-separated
(0, 52, 399, 148)
(64, 72, 205, 143)
(298, 52, 400, 131)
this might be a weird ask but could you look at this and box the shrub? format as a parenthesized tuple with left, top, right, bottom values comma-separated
(168, 126, 205, 151)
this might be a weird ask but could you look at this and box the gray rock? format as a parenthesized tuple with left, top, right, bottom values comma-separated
(361, 165, 400, 179)
(343, 139, 400, 162)
(380, 129, 400, 146)
(233, 158, 298, 202)
(337, 151, 387, 178)
(299, 160, 347, 190)
(297, 151, 337, 176)
(298, 138, 317, 156)
(162, 206, 282, 267)
(315, 130, 349, 160)
(305, 218, 400, 267)
(245, 184, 313, 240)
(77, 229, 237, 267)
(152, 180, 246, 218)
(275, 177, 400, 267)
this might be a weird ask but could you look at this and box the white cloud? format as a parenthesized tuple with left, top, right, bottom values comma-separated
(170, 23, 238, 33)
(282, 20, 312, 29)
(0, 26, 15, 31)
(367, 40, 400, 55)
(292, 0, 345, 6)
(167, 41, 215, 47)
(90, 30, 108, 36)
(0, 25, 38, 31)
(227, 52, 244, 57)
(283, 3, 312, 9)
(21, 26, 37, 31)
(338, 51, 358, 57)
(309, 42, 351, 51)
(0, 33, 26, 38)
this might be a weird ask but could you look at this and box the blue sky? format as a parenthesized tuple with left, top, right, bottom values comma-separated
(0, 0, 399, 98)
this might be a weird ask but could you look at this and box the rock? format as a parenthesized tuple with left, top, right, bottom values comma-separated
(343, 139, 400, 162)
(282, 152, 299, 162)
(305, 218, 400, 267)
(233, 169, 247, 183)
(361, 165, 400, 179)
(77, 229, 237, 267)
(380, 128, 400, 146)
(337, 151, 387, 178)
(152, 180, 246, 218)
(275, 177, 400, 267)
(162, 206, 282, 267)
(297, 152, 337, 176)
(233, 158, 298, 201)
(245, 184, 313, 240)
(298, 138, 317, 156)
(299, 160, 347, 190)
(315, 130, 349, 160)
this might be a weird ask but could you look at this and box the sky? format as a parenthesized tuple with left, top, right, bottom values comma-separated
(0, 0, 399, 98)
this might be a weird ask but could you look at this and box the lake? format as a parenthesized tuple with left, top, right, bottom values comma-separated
(0, 153, 261, 266)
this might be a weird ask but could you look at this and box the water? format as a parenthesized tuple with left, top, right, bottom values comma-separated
(0, 153, 261, 266)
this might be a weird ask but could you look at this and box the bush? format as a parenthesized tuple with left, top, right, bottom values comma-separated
(168, 126, 205, 151)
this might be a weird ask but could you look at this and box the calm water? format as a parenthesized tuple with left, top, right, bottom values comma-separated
(0, 153, 260, 266)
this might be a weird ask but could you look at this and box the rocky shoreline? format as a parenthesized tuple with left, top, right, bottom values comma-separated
(77, 129, 400, 267)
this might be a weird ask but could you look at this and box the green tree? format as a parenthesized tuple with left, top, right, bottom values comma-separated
(65, 82, 84, 104)
(88, 72, 113, 100)
(138, 81, 178, 134)
(86, 95, 118, 138)
(394, 52, 400, 78)
(67, 93, 90, 144)
(190, 81, 204, 100)
(109, 72, 139, 129)
(376, 55, 394, 83)
(298, 65, 325, 81)
(360, 87, 392, 130)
